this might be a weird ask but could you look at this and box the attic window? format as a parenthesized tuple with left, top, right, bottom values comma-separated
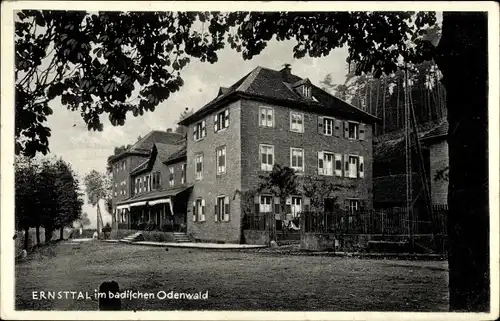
(302, 85, 311, 98)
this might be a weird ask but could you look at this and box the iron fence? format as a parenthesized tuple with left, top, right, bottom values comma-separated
(302, 205, 448, 235)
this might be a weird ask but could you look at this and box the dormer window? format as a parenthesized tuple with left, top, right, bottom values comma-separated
(302, 85, 311, 98)
(291, 78, 313, 99)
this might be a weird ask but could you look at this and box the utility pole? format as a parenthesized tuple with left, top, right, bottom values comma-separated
(404, 63, 414, 251)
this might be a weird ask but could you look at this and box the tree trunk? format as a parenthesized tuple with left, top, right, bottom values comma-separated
(435, 12, 489, 312)
(44, 226, 53, 243)
(24, 227, 30, 252)
(35, 226, 41, 246)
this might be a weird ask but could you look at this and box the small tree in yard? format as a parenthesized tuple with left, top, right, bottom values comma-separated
(302, 177, 347, 213)
(84, 170, 112, 236)
(258, 164, 300, 237)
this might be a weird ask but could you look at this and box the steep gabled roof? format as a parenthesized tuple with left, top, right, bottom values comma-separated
(178, 66, 380, 126)
(108, 130, 183, 163)
(163, 144, 187, 165)
(129, 142, 181, 176)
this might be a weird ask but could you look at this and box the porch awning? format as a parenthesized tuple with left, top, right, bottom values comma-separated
(130, 201, 147, 207)
(148, 198, 171, 206)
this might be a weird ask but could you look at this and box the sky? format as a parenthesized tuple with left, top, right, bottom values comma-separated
(45, 39, 351, 228)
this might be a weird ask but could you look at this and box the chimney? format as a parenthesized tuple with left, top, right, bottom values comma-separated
(166, 128, 172, 133)
(280, 63, 292, 77)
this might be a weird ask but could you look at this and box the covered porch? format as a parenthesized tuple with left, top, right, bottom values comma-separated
(116, 185, 192, 232)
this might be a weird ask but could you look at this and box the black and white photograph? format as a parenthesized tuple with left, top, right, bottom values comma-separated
(1, 1, 498, 320)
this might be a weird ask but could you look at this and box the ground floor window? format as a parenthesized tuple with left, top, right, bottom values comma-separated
(193, 199, 205, 222)
(215, 196, 230, 222)
(291, 197, 302, 217)
(348, 199, 360, 214)
(260, 195, 273, 213)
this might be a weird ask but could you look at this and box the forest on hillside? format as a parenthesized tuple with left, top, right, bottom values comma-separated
(321, 59, 447, 137)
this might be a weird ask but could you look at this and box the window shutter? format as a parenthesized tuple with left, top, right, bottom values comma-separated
(344, 121, 349, 138)
(201, 120, 206, 137)
(344, 154, 349, 177)
(214, 204, 218, 222)
(335, 153, 342, 177)
(334, 119, 342, 137)
(317, 116, 324, 134)
(359, 123, 366, 140)
(201, 199, 206, 221)
(224, 196, 230, 221)
(274, 197, 280, 214)
(214, 114, 218, 132)
(318, 151, 324, 175)
(359, 156, 365, 178)
(285, 204, 292, 214)
(225, 109, 230, 128)
(192, 201, 196, 221)
(304, 197, 311, 213)
(193, 126, 197, 141)
(254, 203, 260, 215)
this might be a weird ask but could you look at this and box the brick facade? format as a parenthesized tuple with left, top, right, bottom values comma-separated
(111, 154, 148, 216)
(240, 99, 373, 209)
(186, 101, 243, 243)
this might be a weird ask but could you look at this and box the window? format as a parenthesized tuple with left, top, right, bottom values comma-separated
(216, 146, 226, 175)
(323, 117, 334, 135)
(344, 155, 364, 178)
(114, 183, 118, 197)
(193, 120, 206, 141)
(152, 172, 161, 190)
(348, 122, 359, 140)
(260, 196, 273, 213)
(193, 199, 205, 222)
(169, 167, 174, 186)
(260, 144, 274, 171)
(122, 160, 126, 171)
(135, 178, 140, 194)
(215, 196, 230, 222)
(121, 181, 126, 196)
(291, 197, 302, 217)
(181, 164, 186, 184)
(259, 106, 274, 127)
(214, 109, 230, 132)
(318, 117, 342, 137)
(348, 199, 360, 214)
(334, 154, 343, 177)
(145, 175, 151, 192)
(302, 85, 311, 98)
(290, 112, 304, 133)
(318, 151, 334, 176)
(195, 154, 203, 180)
(139, 177, 143, 193)
(290, 148, 304, 172)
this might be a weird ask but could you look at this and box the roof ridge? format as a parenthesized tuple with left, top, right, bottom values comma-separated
(236, 66, 263, 92)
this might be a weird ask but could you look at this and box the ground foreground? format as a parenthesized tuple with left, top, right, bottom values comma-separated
(15, 241, 449, 311)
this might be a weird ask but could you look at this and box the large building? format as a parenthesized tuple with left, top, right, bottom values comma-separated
(178, 65, 378, 243)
